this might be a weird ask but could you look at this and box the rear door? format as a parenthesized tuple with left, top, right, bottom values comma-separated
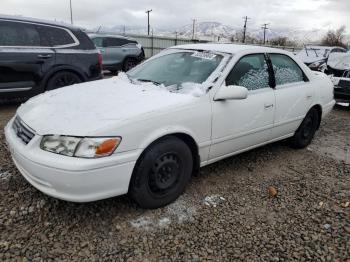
(0, 20, 55, 95)
(268, 53, 314, 138)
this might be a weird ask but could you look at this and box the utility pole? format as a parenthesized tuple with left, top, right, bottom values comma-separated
(192, 19, 196, 40)
(261, 23, 269, 45)
(69, 0, 73, 24)
(242, 16, 250, 43)
(146, 9, 152, 36)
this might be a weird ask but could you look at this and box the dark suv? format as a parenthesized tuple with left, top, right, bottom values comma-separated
(0, 15, 102, 98)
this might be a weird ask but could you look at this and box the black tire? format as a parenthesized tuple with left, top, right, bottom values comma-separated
(110, 70, 119, 75)
(46, 71, 82, 91)
(122, 57, 138, 72)
(290, 108, 319, 149)
(129, 136, 193, 209)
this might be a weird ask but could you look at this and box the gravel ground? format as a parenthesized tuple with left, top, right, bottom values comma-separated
(0, 103, 349, 261)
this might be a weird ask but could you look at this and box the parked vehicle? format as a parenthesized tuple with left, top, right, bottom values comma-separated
(88, 33, 145, 74)
(326, 52, 350, 104)
(296, 45, 347, 72)
(0, 15, 102, 98)
(5, 44, 335, 208)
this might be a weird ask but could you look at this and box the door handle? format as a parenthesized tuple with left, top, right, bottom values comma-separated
(37, 54, 52, 59)
(264, 104, 274, 109)
(306, 95, 313, 99)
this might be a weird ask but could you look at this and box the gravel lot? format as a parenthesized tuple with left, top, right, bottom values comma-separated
(0, 102, 349, 261)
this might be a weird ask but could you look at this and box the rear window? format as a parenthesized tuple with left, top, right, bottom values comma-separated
(36, 26, 76, 47)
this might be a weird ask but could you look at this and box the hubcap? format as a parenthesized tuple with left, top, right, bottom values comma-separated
(149, 153, 181, 195)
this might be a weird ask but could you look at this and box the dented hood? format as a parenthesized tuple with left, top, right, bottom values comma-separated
(16, 77, 196, 136)
(327, 52, 350, 71)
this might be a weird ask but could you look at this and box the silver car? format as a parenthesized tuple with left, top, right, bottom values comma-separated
(89, 34, 145, 74)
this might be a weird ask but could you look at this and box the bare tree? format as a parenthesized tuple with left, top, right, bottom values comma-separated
(322, 26, 347, 47)
(269, 36, 296, 47)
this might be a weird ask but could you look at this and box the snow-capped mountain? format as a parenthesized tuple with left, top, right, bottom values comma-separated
(89, 21, 349, 45)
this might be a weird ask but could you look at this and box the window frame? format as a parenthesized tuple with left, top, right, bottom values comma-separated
(267, 53, 309, 87)
(224, 53, 274, 91)
(0, 19, 80, 49)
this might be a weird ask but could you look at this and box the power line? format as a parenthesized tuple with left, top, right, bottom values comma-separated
(242, 16, 251, 43)
(146, 9, 152, 36)
(261, 23, 269, 45)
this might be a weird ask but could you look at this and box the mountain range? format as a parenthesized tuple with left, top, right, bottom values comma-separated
(90, 21, 349, 45)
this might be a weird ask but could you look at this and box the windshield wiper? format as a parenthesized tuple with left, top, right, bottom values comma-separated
(136, 79, 161, 86)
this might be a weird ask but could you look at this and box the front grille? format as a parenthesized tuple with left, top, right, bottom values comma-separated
(12, 117, 35, 145)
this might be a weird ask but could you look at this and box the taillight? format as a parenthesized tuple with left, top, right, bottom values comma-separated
(98, 53, 103, 71)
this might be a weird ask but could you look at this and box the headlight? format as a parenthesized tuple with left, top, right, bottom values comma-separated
(309, 61, 323, 68)
(40, 136, 121, 158)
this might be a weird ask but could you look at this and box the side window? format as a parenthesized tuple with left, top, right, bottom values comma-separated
(270, 54, 304, 85)
(92, 37, 104, 47)
(105, 37, 129, 47)
(0, 21, 40, 46)
(36, 26, 75, 47)
(225, 54, 269, 91)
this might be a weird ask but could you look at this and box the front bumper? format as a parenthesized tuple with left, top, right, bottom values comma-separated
(332, 77, 350, 103)
(4, 118, 139, 202)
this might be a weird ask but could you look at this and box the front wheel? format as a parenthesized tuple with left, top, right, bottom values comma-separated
(290, 108, 319, 149)
(129, 136, 193, 209)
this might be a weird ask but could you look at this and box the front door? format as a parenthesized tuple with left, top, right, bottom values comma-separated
(209, 53, 275, 161)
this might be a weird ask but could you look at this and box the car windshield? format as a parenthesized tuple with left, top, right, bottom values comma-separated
(127, 51, 223, 87)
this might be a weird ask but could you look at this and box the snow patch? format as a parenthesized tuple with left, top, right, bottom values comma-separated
(0, 171, 12, 180)
(166, 82, 208, 97)
(130, 217, 154, 230)
(166, 199, 197, 222)
(130, 199, 197, 230)
(203, 195, 226, 207)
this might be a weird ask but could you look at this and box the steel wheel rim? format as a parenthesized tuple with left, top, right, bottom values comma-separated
(148, 152, 182, 196)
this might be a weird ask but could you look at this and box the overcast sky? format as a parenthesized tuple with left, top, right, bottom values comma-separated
(1, 0, 349, 32)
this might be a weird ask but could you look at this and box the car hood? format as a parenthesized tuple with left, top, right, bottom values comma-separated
(327, 52, 350, 71)
(17, 76, 198, 136)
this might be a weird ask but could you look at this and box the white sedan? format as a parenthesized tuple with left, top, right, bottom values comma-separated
(5, 44, 335, 208)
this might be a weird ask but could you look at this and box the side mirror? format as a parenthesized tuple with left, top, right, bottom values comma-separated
(214, 85, 248, 101)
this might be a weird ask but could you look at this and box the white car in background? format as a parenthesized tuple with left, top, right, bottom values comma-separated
(5, 44, 335, 209)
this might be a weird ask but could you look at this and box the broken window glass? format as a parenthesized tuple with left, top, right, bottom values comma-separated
(225, 54, 269, 90)
(270, 54, 304, 85)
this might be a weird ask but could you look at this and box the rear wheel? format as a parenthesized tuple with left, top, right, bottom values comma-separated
(290, 108, 319, 148)
(123, 57, 138, 72)
(46, 71, 82, 91)
(129, 136, 193, 209)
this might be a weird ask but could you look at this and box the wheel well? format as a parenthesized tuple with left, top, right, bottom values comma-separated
(45, 69, 84, 90)
(171, 133, 200, 174)
(136, 133, 200, 176)
(311, 104, 322, 129)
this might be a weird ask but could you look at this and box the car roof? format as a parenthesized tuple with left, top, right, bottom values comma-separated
(170, 43, 290, 55)
(88, 33, 131, 40)
(0, 14, 82, 31)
